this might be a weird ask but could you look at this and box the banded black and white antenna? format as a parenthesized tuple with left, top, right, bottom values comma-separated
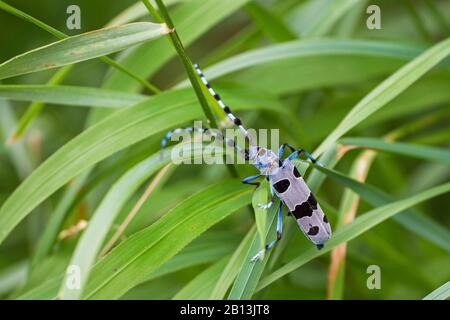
(194, 64, 254, 146)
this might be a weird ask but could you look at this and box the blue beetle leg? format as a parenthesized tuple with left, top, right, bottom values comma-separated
(278, 143, 296, 159)
(242, 174, 262, 187)
(287, 148, 323, 167)
(251, 201, 283, 262)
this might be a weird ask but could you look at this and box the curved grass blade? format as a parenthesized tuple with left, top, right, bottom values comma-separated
(147, 233, 239, 282)
(0, 88, 277, 246)
(359, 73, 450, 129)
(307, 163, 450, 253)
(16, 232, 237, 299)
(0, 85, 147, 108)
(80, 181, 252, 299)
(340, 137, 450, 165)
(0, 22, 171, 80)
(0, 2, 162, 143)
(59, 156, 166, 299)
(172, 257, 230, 300)
(227, 201, 279, 300)
(177, 39, 430, 88)
(257, 181, 450, 291)
(252, 181, 269, 258)
(59, 142, 221, 299)
(209, 226, 255, 299)
(0, 89, 193, 246)
(31, 171, 90, 267)
(314, 37, 450, 157)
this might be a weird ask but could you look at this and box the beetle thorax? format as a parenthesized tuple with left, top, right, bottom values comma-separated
(249, 146, 279, 175)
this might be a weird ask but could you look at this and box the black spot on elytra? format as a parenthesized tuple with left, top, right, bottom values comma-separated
(213, 93, 221, 101)
(307, 226, 319, 236)
(223, 106, 231, 114)
(292, 201, 312, 219)
(234, 118, 242, 126)
(307, 193, 318, 210)
(273, 179, 290, 193)
(293, 166, 301, 178)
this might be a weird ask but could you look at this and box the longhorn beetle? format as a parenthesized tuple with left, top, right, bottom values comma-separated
(161, 64, 332, 262)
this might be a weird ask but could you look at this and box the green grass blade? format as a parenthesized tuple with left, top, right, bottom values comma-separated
(0, 89, 194, 245)
(176, 39, 431, 88)
(227, 201, 279, 299)
(209, 226, 255, 299)
(59, 142, 216, 299)
(423, 281, 450, 300)
(0, 0, 161, 94)
(257, 182, 450, 291)
(147, 233, 238, 282)
(0, 85, 147, 108)
(17, 232, 237, 299)
(8, 66, 72, 143)
(59, 156, 165, 299)
(21, 182, 251, 300)
(146, 0, 219, 129)
(105, 0, 251, 92)
(31, 171, 90, 267)
(0, 22, 171, 80)
(314, 37, 450, 157)
(172, 257, 230, 300)
(80, 181, 252, 299)
(252, 181, 269, 257)
(0, 87, 282, 247)
(340, 137, 450, 165)
(303, 160, 450, 252)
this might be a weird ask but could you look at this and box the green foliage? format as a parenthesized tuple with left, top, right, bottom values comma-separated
(0, 0, 449, 300)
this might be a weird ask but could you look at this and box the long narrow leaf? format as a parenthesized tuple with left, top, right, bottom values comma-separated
(0, 22, 171, 80)
(0, 88, 275, 246)
(314, 37, 450, 156)
(0, 85, 147, 108)
(81, 181, 252, 299)
(340, 137, 450, 165)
